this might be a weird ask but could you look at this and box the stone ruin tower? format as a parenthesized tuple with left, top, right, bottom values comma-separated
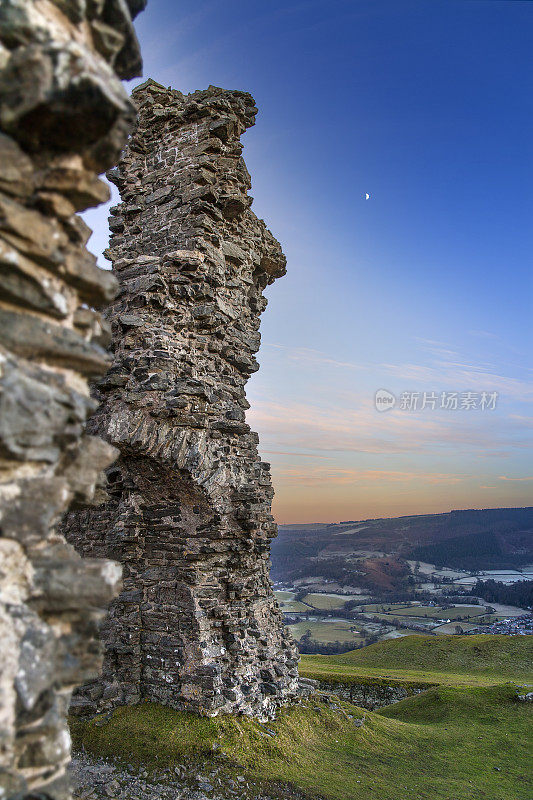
(63, 80, 299, 719)
(0, 1, 145, 798)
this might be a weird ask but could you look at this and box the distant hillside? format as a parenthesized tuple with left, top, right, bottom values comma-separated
(309, 634, 533, 677)
(271, 507, 533, 585)
(410, 530, 505, 569)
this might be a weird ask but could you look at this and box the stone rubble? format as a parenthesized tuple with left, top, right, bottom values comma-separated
(62, 80, 300, 721)
(0, 1, 145, 798)
(313, 680, 424, 710)
(68, 753, 312, 800)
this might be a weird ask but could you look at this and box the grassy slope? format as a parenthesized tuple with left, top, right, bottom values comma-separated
(299, 634, 533, 687)
(71, 637, 533, 800)
(71, 685, 532, 800)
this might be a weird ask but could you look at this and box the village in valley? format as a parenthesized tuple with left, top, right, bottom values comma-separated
(272, 510, 533, 653)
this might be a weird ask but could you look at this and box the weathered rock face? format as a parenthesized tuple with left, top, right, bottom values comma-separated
(0, 2, 145, 798)
(62, 80, 299, 720)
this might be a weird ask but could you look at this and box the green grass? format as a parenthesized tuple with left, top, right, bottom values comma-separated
(360, 611, 437, 627)
(433, 622, 486, 634)
(281, 601, 311, 612)
(274, 591, 311, 612)
(288, 619, 362, 644)
(70, 684, 533, 800)
(299, 634, 533, 688)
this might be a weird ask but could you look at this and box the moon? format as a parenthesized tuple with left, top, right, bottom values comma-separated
(365, 192, 370, 200)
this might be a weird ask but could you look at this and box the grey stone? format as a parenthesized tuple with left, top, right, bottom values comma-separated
(62, 81, 298, 722)
(315, 680, 424, 710)
(0, 131, 34, 197)
(0, 0, 145, 797)
(0, 308, 111, 376)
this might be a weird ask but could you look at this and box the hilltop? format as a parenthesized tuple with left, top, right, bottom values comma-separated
(299, 633, 533, 688)
(71, 635, 533, 800)
(272, 507, 533, 583)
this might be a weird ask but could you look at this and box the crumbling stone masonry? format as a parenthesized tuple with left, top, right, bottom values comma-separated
(0, 2, 145, 798)
(63, 80, 300, 720)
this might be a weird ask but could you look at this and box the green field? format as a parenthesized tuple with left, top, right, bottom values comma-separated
(360, 602, 410, 612)
(275, 592, 361, 612)
(386, 605, 486, 620)
(303, 593, 352, 610)
(71, 682, 533, 800)
(273, 591, 310, 612)
(288, 619, 363, 644)
(360, 610, 436, 626)
(433, 621, 485, 634)
(280, 600, 310, 612)
(274, 591, 295, 602)
(299, 634, 533, 687)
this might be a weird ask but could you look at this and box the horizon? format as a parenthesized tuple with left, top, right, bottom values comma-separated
(277, 503, 533, 527)
(83, 0, 533, 524)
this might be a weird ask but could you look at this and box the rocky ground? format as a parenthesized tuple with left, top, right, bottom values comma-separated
(69, 753, 313, 800)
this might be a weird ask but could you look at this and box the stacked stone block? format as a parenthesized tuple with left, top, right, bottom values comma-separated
(0, 2, 145, 797)
(63, 80, 299, 721)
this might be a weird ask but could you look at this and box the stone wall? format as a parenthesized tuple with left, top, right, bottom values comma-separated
(314, 681, 426, 710)
(62, 80, 299, 721)
(0, 2, 145, 798)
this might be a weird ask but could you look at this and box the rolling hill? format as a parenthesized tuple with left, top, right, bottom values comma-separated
(271, 507, 533, 587)
(299, 634, 533, 688)
(71, 636, 533, 800)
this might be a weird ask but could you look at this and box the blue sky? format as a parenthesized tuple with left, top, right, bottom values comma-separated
(85, 0, 532, 522)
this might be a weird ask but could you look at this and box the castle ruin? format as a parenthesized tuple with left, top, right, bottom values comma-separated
(62, 80, 299, 721)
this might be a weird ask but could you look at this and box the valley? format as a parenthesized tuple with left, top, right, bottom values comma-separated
(69, 512, 533, 800)
(272, 508, 533, 652)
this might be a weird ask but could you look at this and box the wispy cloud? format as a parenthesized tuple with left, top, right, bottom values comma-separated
(468, 330, 499, 340)
(497, 475, 533, 482)
(261, 450, 332, 460)
(260, 340, 533, 402)
(509, 414, 533, 428)
(380, 360, 533, 401)
(275, 465, 466, 487)
(249, 397, 529, 457)
(263, 343, 365, 371)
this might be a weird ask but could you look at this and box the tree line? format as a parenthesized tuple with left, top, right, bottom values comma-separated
(468, 579, 533, 609)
